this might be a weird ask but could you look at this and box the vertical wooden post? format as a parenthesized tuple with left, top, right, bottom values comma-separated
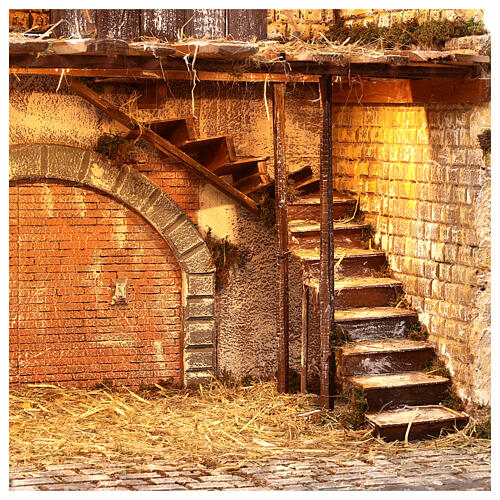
(300, 282, 309, 394)
(319, 74, 335, 409)
(273, 82, 289, 393)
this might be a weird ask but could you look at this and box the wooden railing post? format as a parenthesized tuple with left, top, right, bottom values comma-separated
(319, 74, 335, 409)
(273, 82, 289, 393)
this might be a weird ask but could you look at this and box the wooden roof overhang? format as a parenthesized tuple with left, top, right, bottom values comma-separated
(9, 37, 489, 84)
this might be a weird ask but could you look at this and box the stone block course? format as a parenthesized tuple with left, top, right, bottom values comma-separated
(333, 102, 490, 406)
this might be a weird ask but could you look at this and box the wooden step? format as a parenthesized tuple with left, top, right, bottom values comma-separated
(366, 406, 469, 441)
(211, 156, 269, 177)
(306, 276, 403, 308)
(336, 339, 435, 377)
(334, 306, 418, 340)
(289, 221, 369, 249)
(293, 248, 387, 278)
(129, 117, 197, 147)
(347, 371, 450, 411)
(288, 195, 356, 222)
(295, 177, 319, 195)
(289, 166, 314, 184)
(234, 172, 272, 195)
(180, 135, 236, 171)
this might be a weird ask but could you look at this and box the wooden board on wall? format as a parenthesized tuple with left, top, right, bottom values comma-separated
(51, 9, 97, 38)
(331, 78, 491, 104)
(183, 9, 227, 38)
(96, 9, 141, 41)
(227, 9, 267, 41)
(141, 9, 185, 40)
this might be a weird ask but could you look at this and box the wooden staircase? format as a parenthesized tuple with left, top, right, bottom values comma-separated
(288, 189, 469, 441)
(127, 116, 272, 196)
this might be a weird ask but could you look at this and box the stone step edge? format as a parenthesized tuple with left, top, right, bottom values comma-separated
(365, 406, 469, 428)
(335, 307, 418, 322)
(346, 371, 450, 391)
(305, 277, 402, 291)
(339, 339, 434, 356)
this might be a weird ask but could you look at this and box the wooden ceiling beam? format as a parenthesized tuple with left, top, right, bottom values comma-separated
(331, 78, 490, 104)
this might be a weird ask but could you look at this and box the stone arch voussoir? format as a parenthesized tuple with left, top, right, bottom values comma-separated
(9, 143, 215, 386)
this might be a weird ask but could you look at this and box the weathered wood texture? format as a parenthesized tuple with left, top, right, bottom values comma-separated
(227, 9, 267, 40)
(141, 9, 185, 40)
(301, 284, 309, 394)
(51, 9, 97, 38)
(96, 10, 141, 41)
(64, 78, 259, 215)
(332, 78, 491, 104)
(51, 9, 268, 41)
(273, 83, 290, 394)
(184, 9, 226, 38)
(319, 75, 335, 410)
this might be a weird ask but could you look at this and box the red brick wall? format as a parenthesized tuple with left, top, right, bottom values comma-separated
(9, 154, 200, 388)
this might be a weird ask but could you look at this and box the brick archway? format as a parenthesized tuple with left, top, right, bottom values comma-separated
(10, 143, 215, 386)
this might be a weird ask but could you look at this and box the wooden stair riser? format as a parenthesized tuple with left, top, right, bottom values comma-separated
(287, 201, 355, 222)
(370, 416, 468, 441)
(146, 118, 196, 147)
(336, 315, 417, 341)
(234, 173, 272, 195)
(296, 178, 319, 195)
(357, 381, 450, 411)
(303, 253, 387, 279)
(290, 227, 367, 250)
(180, 136, 236, 171)
(336, 348, 435, 378)
(334, 284, 402, 309)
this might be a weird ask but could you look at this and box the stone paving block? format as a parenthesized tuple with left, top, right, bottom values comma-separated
(58, 474, 113, 483)
(135, 484, 189, 490)
(115, 472, 162, 480)
(187, 481, 234, 490)
(10, 477, 60, 486)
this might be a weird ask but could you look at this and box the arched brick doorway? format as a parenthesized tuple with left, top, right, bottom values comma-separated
(9, 143, 216, 387)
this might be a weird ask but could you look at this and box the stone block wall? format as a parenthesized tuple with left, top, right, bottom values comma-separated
(333, 102, 491, 406)
(266, 9, 484, 41)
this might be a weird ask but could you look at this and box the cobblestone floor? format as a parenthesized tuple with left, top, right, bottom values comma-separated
(10, 446, 490, 491)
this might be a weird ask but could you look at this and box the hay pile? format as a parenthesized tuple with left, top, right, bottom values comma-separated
(10, 380, 489, 467)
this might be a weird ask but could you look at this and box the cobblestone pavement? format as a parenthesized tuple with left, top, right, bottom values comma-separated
(10, 446, 490, 491)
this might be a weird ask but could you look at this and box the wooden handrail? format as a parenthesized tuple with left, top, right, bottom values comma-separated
(65, 77, 260, 215)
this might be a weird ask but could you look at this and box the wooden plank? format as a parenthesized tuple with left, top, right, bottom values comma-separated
(184, 9, 226, 38)
(9, 66, 319, 83)
(170, 40, 259, 59)
(50, 9, 97, 38)
(96, 9, 140, 41)
(227, 9, 267, 41)
(9, 38, 49, 54)
(273, 82, 290, 394)
(319, 74, 335, 410)
(331, 78, 490, 104)
(141, 9, 185, 40)
(300, 283, 309, 394)
(64, 77, 260, 215)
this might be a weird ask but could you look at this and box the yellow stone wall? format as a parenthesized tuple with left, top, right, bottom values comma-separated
(267, 9, 484, 40)
(9, 9, 50, 32)
(333, 102, 491, 407)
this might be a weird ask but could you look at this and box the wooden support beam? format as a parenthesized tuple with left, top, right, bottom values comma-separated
(64, 77, 259, 215)
(273, 82, 290, 394)
(319, 74, 335, 410)
(331, 78, 490, 104)
(9, 66, 319, 83)
(300, 283, 309, 394)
